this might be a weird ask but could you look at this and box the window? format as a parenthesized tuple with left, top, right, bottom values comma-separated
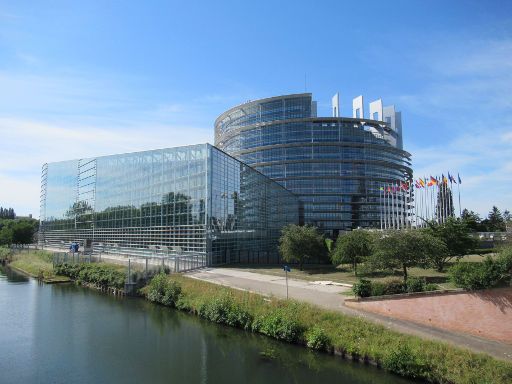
(373, 112, 379, 121)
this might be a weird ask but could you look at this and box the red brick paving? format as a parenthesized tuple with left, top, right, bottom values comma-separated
(347, 287, 512, 343)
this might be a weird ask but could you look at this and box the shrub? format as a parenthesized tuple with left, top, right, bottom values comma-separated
(252, 308, 304, 343)
(306, 326, 331, 351)
(0, 246, 11, 259)
(381, 345, 427, 379)
(497, 247, 512, 276)
(145, 273, 182, 307)
(405, 277, 425, 293)
(424, 283, 438, 291)
(54, 263, 125, 289)
(352, 279, 372, 297)
(370, 281, 386, 297)
(198, 293, 253, 330)
(449, 257, 505, 290)
(383, 279, 406, 295)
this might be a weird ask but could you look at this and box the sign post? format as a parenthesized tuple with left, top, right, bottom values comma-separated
(283, 265, 291, 299)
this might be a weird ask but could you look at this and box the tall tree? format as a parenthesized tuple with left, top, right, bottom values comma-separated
(278, 224, 327, 270)
(461, 209, 483, 232)
(487, 206, 506, 232)
(331, 229, 374, 275)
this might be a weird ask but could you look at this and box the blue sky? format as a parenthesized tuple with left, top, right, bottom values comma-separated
(0, 0, 511, 218)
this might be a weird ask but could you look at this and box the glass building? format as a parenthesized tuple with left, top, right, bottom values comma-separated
(215, 93, 412, 236)
(39, 144, 299, 265)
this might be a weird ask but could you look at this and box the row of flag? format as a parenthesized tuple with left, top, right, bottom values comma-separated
(378, 172, 463, 194)
(415, 173, 462, 189)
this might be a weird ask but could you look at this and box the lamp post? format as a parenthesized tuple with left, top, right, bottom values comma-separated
(283, 265, 291, 299)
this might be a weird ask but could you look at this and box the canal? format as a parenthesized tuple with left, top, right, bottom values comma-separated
(0, 266, 413, 384)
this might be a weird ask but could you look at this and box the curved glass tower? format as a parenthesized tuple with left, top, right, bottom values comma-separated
(215, 93, 412, 236)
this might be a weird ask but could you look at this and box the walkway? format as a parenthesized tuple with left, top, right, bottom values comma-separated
(187, 267, 512, 361)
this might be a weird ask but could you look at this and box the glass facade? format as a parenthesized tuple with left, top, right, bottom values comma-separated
(39, 144, 298, 265)
(215, 94, 412, 236)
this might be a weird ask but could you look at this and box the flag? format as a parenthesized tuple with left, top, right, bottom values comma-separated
(419, 178, 425, 188)
(442, 174, 448, 184)
(415, 181, 421, 188)
(458, 173, 462, 184)
(379, 187, 384, 191)
(448, 172, 456, 183)
(430, 176, 437, 185)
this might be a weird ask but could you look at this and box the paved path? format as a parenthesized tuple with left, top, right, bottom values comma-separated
(187, 267, 512, 361)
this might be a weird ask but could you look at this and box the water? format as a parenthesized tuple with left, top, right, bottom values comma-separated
(0, 266, 413, 384)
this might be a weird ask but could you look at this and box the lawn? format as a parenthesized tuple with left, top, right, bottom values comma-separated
(228, 254, 492, 289)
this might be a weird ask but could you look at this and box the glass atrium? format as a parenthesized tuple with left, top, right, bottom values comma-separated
(40, 144, 298, 265)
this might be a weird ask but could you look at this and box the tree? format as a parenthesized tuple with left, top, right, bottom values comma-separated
(278, 224, 327, 270)
(425, 217, 479, 271)
(461, 209, 483, 232)
(372, 230, 446, 281)
(331, 230, 374, 275)
(487, 206, 506, 232)
(11, 220, 36, 244)
(0, 218, 38, 246)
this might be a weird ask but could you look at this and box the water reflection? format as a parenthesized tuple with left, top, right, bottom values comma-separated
(0, 265, 29, 283)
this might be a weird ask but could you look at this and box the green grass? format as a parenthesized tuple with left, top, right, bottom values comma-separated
(145, 274, 512, 384)
(229, 254, 491, 289)
(9, 250, 70, 282)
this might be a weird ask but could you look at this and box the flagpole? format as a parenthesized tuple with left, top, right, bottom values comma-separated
(409, 180, 413, 229)
(457, 174, 462, 217)
(384, 185, 387, 229)
(380, 187, 383, 231)
(448, 179, 453, 218)
(441, 178, 445, 223)
(413, 182, 417, 228)
(396, 183, 400, 229)
(388, 184, 392, 229)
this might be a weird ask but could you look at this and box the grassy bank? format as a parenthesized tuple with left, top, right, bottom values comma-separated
(9, 250, 70, 283)
(143, 273, 512, 384)
(8, 252, 512, 383)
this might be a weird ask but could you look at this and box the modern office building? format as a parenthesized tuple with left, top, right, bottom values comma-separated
(39, 144, 299, 265)
(215, 93, 412, 236)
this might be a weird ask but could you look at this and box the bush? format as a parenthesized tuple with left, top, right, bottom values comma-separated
(145, 273, 182, 307)
(352, 279, 372, 297)
(383, 279, 406, 295)
(382, 345, 427, 379)
(0, 246, 11, 259)
(424, 283, 439, 291)
(54, 263, 125, 289)
(497, 247, 512, 275)
(252, 308, 304, 343)
(198, 293, 253, 330)
(405, 277, 425, 293)
(306, 326, 331, 351)
(370, 281, 386, 297)
(449, 257, 505, 290)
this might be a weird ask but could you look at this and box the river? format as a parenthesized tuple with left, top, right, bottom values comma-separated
(0, 266, 413, 384)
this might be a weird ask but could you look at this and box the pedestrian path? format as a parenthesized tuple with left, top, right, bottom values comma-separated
(187, 267, 512, 361)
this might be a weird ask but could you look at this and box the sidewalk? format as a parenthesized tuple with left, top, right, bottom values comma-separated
(187, 267, 512, 361)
